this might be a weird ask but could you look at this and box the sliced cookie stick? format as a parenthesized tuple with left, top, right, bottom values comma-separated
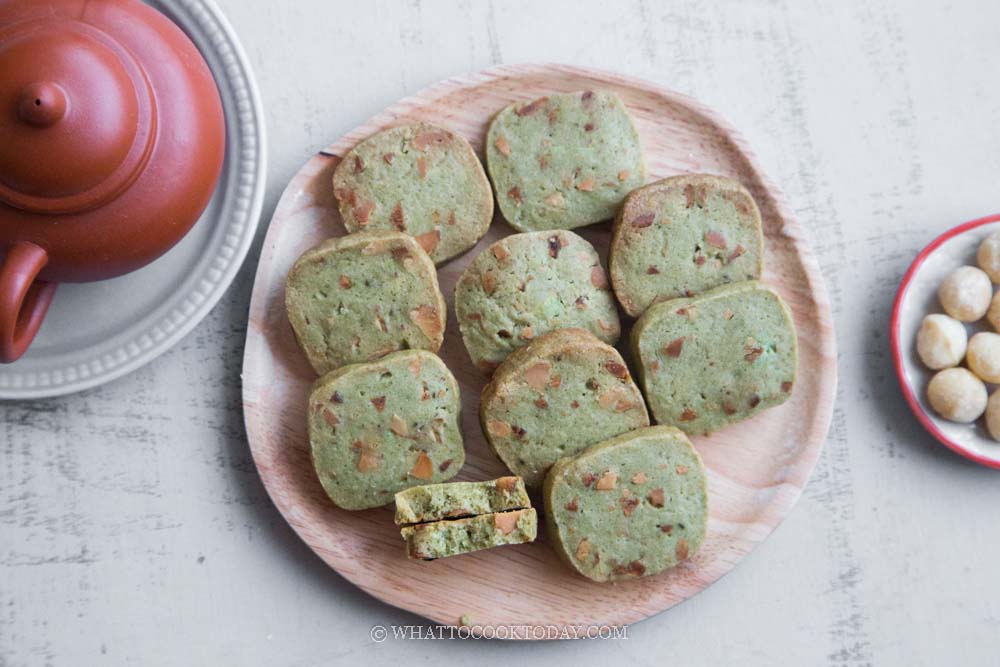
(455, 230, 619, 374)
(402, 508, 538, 560)
(394, 476, 530, 525)
(480, 328, 648, 487)
(333, 122, 494, 264)
(309, 350, 464, 510)
(486, 91, 645, 232)
(286, 230, 445, 375)
(609, 174, 764, 317)
(543, 426, 707, 582)
(631, 281, 797, 434)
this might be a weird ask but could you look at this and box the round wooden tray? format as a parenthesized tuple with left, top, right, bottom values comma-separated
(242, 64, 837, 631)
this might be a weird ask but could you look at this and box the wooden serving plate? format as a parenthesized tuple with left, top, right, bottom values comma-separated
(242, 64, 837, 631)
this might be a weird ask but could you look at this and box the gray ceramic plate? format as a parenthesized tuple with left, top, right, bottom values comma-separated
(0, 0, 265, 399)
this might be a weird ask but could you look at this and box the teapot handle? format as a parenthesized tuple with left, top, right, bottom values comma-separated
(0, 241, 57, 363)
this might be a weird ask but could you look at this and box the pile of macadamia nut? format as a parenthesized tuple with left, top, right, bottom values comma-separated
(917, 232, 1000, 440)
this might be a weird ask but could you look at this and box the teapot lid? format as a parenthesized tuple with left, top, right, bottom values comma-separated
(0, 15, 156, 214)
(0, 0, 225, 285)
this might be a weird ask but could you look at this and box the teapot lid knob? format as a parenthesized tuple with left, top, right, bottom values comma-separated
(17, 81, 67, 127)
(17, 82, 67, 128)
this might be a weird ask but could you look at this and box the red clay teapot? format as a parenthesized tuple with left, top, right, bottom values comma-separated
(0, 0, 225, 362)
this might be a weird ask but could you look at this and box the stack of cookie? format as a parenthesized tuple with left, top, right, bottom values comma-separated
(284, 91, 798, 581)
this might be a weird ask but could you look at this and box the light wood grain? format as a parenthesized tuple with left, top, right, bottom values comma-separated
(242, 63, 837, 630)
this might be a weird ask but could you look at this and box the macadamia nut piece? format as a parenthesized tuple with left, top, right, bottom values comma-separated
(978, 232, 1000, 283)
(986, 292, 1000, 332)
(938, 266, 992, 321)
(916, 314, 967, 369)
(985, 390, 1000, 441)
(966, 332, 1000, 383)
(927, 367, 987, 423)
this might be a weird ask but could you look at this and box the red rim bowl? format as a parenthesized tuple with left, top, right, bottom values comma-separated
(890, 212, 1000, 469)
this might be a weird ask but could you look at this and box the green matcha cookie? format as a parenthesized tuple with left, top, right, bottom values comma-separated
(485, 91, 645, 232)
(455, 230, 620, 374)
(631, 281, 797, 435)
(480, 328, 649, 487)
(610, 174, 764, 317)
(308, 350, 464, 510)
(286, 231, 446, 375)
(402, 508, 537, 560)
(394, 476, 530, 525)
(333, 122, 494, 264)
(543, 426, 707, 582)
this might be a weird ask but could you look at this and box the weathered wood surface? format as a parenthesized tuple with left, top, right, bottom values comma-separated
(3, 1, 1000, 664)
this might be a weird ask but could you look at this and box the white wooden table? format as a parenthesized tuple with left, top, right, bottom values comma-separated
(3, 1, 1000, 664)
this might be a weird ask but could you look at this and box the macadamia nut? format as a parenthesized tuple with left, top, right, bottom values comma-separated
(938, 266, 992, 321)
(986, 291, 1000, 332)
(966, 332, 1000, 383)
(916, 314, 967, 369)
(978, 231, 1000, 283)
(986, 390, 1000, 441)
(927, 367, 988, 423)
